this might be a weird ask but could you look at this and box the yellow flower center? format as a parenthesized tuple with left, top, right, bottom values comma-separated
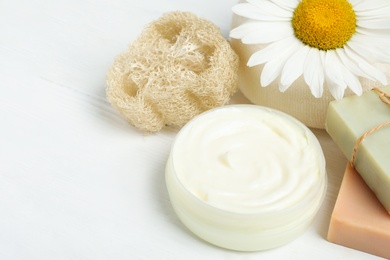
(292, 0, 356, 50)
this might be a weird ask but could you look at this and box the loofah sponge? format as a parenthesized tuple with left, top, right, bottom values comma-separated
(106, 11, 239, 132)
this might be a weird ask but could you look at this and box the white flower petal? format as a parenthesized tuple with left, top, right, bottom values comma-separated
(240, 22, 293, 44)
(268, 0, 299, 11)
(356, 27, 390, 37)
(261, 60, 283, 87)
(324, 52, 347, 100)
(246, 0, 293, 19)
(357, 18, 390, 29)
(279, 45, 310, 92)
(261, 38, 301, 87)
(345, 74, 363, 96)
(304, 49, 325, 98)
(348, 36, 390, 64)
(230, 22, 261, 39)
(232, 4, 274, 21)
(355, 5, 390, 19)
(353, 0, 390, 12)
(344, 45, 388, 85)
(348, 0, 365, 6)
(352, 34, 390, 51)
(327, 49, 362, 96)
(336, 48, 371, 79)
(339, 63, 363, 96)
(326, 81, 345, 100)
(232, 3, 290, 21)
(230, 20, 294, 44)
(247, 36, 296, 67)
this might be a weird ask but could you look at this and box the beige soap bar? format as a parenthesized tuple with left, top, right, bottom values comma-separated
(328, 164, 390, 259)
(326, 86, 390, 213)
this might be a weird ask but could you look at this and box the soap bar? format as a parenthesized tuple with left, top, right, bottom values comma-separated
(328, 164, 390, 259)
(326, 86, 390, 212)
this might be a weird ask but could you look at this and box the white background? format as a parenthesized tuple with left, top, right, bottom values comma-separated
(0, 0, 382, 259)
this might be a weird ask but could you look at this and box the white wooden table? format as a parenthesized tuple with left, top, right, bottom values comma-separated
(0, 1, 382, 259)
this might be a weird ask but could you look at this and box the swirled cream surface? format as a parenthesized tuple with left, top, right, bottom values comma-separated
(172, 105, 324, 214)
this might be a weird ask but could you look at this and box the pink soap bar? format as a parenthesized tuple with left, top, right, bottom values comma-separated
(328, 164, 390, 258)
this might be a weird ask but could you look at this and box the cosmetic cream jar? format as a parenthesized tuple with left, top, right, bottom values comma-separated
(165, 105, 327, 251)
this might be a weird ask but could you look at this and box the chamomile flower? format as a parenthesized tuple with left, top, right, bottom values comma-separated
(230, 0, 390, 99)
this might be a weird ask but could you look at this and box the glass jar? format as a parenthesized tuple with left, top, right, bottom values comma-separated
(165, 105, 327, 251)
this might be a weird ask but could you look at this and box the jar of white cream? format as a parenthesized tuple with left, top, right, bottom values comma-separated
(165, 105, 327, 251)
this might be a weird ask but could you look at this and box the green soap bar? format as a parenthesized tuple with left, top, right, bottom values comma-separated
(326, 86, 390, 213)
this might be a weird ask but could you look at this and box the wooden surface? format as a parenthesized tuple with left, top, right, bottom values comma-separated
(0, 0, 382, 259)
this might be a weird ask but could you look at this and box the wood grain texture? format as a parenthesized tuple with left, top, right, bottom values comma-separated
(0, 0, 382, 259)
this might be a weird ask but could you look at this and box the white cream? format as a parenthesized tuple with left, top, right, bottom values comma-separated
(172, 106, 321, 214)
(165, 105, 327, 251)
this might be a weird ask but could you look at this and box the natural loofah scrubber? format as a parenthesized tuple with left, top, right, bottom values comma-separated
(106, 11, 239, 132)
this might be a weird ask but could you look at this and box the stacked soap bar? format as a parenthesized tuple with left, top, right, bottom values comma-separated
(326, 86, 390, 213)
(328, 164, 390, 259)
